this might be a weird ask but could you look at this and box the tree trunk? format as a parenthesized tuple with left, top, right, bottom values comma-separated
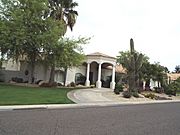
(49, 64, 55, 84)
(63, 67, 68, 86)
(29, 51, 36, 84)
(30, 62, 35, 84)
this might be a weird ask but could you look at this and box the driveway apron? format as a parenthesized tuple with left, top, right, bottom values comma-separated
(67, 88, 114, 103)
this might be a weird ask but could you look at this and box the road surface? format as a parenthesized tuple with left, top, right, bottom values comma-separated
(0, 103, 180, 135)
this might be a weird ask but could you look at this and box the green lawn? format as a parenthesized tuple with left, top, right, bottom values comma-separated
(0, 84, 74, 105)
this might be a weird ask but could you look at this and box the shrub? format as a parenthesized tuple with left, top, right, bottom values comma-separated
(57, 83, 63, 86)
(114, 89, 120, 95)
(122, 91, 131, 98)
(132, 92, 139, 98)
(0, 79, 5, 82)
(165, 82, 179, 96)
(143, 93, 156, 99)
(165, 89, 176, 96)
(35, 80, 43, 84)
(39, 82, 51, 87)
(115, 83, 124, 92)
(67, 82, 76, 87)
(39, 82, 57, 87)
(51, 82, 58, 87)
(12, 77, 23, 83)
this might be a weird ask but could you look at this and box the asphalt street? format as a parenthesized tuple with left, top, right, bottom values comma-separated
(0, 103, 180, 135)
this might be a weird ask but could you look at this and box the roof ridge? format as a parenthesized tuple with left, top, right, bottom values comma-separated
(87, 52, 115, 58)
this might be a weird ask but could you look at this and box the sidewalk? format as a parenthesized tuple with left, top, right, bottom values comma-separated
(0, 100, 180, 111)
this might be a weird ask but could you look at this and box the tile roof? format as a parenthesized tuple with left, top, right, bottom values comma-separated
(106, 64, 126, 73)
(87, 52, 116, 59)
(167, 73, 180, 80)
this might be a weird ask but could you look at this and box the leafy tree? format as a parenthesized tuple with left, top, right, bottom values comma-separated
(149, 63, 168, 87)
(1, 0, 89, 85)
(0, 0, 62, 83)
(165, 77, 180, 95)
(175, 65, 180, 73)
(43, 37, 89, 84)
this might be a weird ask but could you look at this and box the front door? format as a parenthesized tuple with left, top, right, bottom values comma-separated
(89, 72, 93, 85)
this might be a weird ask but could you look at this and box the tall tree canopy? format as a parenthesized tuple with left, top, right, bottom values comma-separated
(47, 0, 78, 34)
(0, 0, 88, 84)
(0, 0, 63, 83)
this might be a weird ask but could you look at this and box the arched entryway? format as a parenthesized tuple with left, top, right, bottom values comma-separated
(84, 52, 116, 89)
(101, 63, 115, 88)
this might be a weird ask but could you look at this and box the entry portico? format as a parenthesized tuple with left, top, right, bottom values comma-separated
(85, 52, 116, 89)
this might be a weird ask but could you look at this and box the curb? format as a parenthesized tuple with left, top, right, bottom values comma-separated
(0, 100, 180, 111)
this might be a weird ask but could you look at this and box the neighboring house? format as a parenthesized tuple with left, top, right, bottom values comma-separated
(167, 73, 180, 83)
(0, 52, 125, 89)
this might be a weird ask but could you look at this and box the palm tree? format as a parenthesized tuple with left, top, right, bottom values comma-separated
(47, 0, 79, 84)
(175, 65, 180, 73)
(48, 0, 78, 34)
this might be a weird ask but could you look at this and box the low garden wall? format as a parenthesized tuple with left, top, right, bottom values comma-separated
(0, 70, 26, 82)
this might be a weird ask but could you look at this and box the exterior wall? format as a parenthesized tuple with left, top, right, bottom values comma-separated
(55, 71, 64, 84)
(65, 65, 86, 85)
(2, 59, 20, 71)
(34, 64, 50, 82)
(20, 61, 51, 82)
(0, 70, 25, 82)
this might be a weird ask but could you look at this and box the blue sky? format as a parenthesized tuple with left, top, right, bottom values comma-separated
(67, 0, 180, 71)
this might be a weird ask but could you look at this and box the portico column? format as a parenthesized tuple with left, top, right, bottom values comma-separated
(143, 81, 146, 90)
(96, 63, 102, 88)
(110, 65, 116, 89)
(85, 63, 90, 86)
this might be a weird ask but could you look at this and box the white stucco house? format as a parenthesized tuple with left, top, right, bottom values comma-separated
(1, 52, 126, 89)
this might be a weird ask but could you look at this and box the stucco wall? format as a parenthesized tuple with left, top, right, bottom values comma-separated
(2, 59, 20, 71)
(54, 71, 64, 84)
(0, 70, 25, 82)
(20, 61, 51, 82)
(34, 64, 50, 82)
(65, 66, 86, 85)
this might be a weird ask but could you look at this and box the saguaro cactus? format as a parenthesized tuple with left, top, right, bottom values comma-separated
(126, 39, 143, 93)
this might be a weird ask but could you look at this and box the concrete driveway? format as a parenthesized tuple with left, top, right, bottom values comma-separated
(68, 88, 180, 104)
(67, 88, 115, 103)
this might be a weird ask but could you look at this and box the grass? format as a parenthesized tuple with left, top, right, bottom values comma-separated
(0, 83, 74, 105)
